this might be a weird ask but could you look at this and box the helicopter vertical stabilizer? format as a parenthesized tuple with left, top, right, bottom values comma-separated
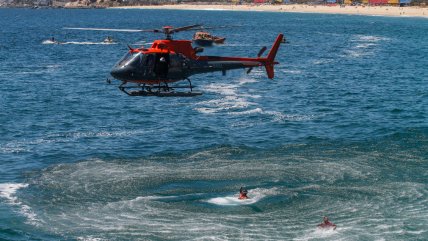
(264, 33, 284, 79)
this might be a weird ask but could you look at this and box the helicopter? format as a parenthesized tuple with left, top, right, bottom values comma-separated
(66, 25, 284, 97)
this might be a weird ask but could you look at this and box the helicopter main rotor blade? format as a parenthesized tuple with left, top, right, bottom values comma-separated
(171, 24, 202, 33)
(200, 24, 243, 30)
(64, 27, 164, 33)
(64, 27, 146, 32)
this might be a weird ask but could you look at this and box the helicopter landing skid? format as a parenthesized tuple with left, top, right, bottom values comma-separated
(118, 80, 202, 97)
(126, 91, 202, 97)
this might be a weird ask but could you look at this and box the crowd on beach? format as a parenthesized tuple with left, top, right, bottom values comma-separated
(2, 0, 428, 12)
(112, 2, 428, 18)
(1, 0, 427, 19)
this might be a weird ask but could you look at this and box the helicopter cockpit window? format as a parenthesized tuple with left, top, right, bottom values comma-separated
(116, 52, 141, 67)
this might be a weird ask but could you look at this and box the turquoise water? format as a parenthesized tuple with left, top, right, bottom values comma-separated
(0, 8, 427, 240)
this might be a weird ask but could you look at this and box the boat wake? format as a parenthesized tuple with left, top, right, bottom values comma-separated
(42, 40, 117, 45)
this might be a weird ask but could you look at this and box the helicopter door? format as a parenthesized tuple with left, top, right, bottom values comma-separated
(154, 54, 170, 78)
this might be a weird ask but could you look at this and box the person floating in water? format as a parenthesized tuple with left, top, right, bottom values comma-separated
(317, 216, 337, 230)
(238, 187, 249, 199)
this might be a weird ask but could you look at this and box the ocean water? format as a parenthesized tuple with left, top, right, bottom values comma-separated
(0, 8, 427, 240)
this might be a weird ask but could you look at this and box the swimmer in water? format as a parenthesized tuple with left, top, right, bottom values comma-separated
(317, 216, 337, 230)
(238, 187, 249, 200)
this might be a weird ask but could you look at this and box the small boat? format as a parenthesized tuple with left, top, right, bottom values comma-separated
(192, 31, 225, 46)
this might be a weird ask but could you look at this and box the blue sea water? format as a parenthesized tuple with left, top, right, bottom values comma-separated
(0, 8, 427, 240)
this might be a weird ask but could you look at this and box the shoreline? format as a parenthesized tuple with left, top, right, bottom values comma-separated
(112, 4, 428, 18)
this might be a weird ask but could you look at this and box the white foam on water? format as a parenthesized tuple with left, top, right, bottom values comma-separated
(248, 69, 266, 78)
(196, 96, 254, 113)
(354, 35, 390, 42)
(312, 59, 334, 65)
(195, 79, 315, 123)
(295, 227, 338, 241)
(0, 183, 28, 203)
(265, 111, 315, 122)
(66, 129, 151, 138)
(206, 196, 259, 206)
(206, 188, 276, 206)
(229, 107, 264, 115)
(355, 43, 377, 49)
(195, 82, 256, 114)
(77, 236, 106, 241)
(132, 195, 181, 202)
(196, 93, 314, 122)
(194, 81, 264, 116)
(20, 153, 427, 240)
(0, 145, 27, 153)
(282, 69, 302, 74)
(237, 76, 258, 85)
(0, 183, 38, 224)
(343, 49, 370, 58)
(194, 107, 218, 114)
(229, 109, 312, 122)
(343, 34, 391, 59)
(0, 129, 152, 153)
(203, 83, 240, 96)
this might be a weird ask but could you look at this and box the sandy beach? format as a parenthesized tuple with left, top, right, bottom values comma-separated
(113, 4, 428, 18)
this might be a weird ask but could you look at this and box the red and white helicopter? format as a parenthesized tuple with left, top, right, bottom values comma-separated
(66, 25, 284, 97)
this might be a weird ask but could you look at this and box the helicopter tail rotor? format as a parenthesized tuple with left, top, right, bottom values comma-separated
(246, 34, 283, 79)
(247, 46, 267, 74)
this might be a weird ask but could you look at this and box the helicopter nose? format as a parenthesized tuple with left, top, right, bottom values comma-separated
(110, 66, 128, 81)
